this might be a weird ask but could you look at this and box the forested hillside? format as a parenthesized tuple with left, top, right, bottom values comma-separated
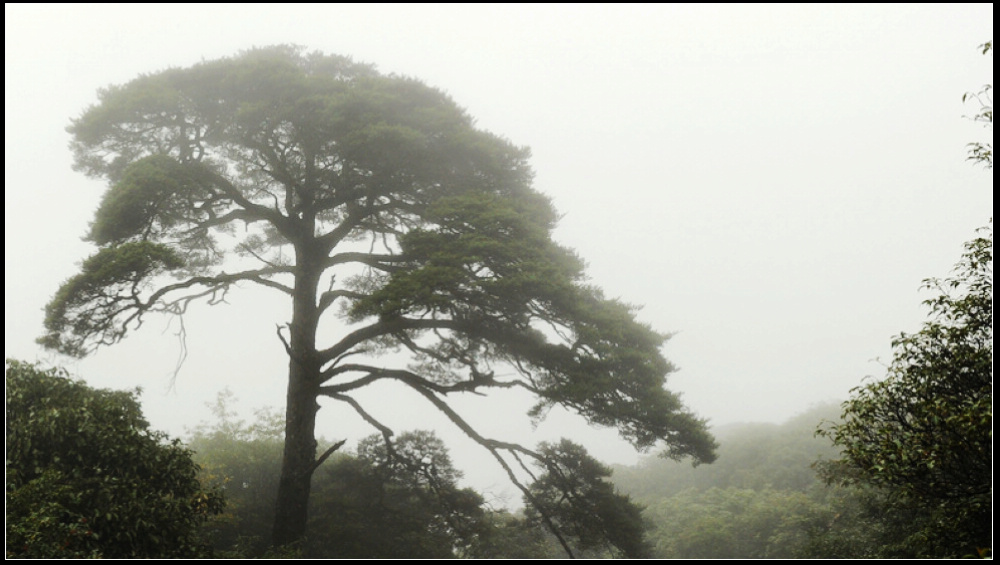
(611, 398, 991, 558)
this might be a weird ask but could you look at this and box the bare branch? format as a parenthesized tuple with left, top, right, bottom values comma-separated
(327, 392, 395, 439)
(306, 439, 347, 477)
(276, 324, 292, 356)
(144, 267, 295, 307)
(317, 317, 466, 366)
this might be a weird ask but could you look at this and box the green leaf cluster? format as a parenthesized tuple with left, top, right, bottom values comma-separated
(5, 360, 223, 558)
(645, 486, 829, 559)
(350, 186, 716, 461)
(309, 431, 490, 559)
(525, 440, 651, 558)
(87, 155, 224, 246)
(38, 242, 183, 357)
(817, 226, 992, 557)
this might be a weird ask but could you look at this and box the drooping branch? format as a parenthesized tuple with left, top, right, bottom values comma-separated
(355, 364, 650, 556)
(328, 392, 395, 440)
(390, 375, 576, 557)
(40, 249, 297, 357)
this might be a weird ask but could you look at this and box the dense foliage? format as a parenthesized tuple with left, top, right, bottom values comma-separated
(41, 45, 716, 546)
(525, 440, 651, 558)
(309, 431, 490, 558)
(5, 360, 223, 558)
(817, 226, 993, 558)
(612, 403, 988, 558)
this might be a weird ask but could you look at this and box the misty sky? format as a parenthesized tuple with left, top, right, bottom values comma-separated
(4, 4, 993, 501)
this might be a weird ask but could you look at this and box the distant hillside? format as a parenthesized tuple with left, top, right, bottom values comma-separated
(612, 402, 843, 499)
(609, 403, 847, 558)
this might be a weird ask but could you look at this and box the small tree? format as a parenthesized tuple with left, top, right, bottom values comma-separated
(963, 41, 993, 169)
(309, 431, 490, 558)
(525, 440, 652, 558)
(5, 360, 223, 558)
(818, 227, 992, 557)
(186, 390, 286, 556)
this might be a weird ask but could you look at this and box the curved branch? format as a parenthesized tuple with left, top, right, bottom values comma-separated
(144, 266, 295, 305)
(191, 208, 269, 232)
(200, 166, 297, 238)
(393, 376, 576, 558)
(244, 273, 295, 295)
(317, 317, 466, 366)
(318, 370, 386, 391)
(306, 439, 347, 478)
(318, 363, 527, 397)
(326, 360, 576, 556)
(327, 392, 396, 439)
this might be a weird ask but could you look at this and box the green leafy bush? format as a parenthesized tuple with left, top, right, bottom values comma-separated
(5, 360, 223, 558)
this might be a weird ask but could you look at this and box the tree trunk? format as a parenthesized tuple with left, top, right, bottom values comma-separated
(272, 365, 319, 547)
(272, 245, 322, 548)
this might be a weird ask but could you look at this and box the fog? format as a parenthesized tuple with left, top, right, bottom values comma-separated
(4, 4, 992, 499)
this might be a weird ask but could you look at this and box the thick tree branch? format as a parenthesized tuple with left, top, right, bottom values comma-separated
(323, 251, 409, 270)
(327, 392, 396, 439)
(316, 289, 367, 317)
(144, 267, 295, 306)
(317, 317, 466, 366)
(318, 369, 386, 391)
(318, 363, 525, 396)
(201, 166, 297, 238)
(305, 439, 347, 478)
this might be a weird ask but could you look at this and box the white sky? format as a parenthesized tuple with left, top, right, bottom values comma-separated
(4, 4, 993, 501)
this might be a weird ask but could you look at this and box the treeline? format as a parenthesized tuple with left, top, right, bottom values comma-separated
(8, 362, 990, 559)
(6, 362, 640, 559)
(187, 389, 656, 558)
(611, 404, 858, 558)
(611, 216, 992, 559)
